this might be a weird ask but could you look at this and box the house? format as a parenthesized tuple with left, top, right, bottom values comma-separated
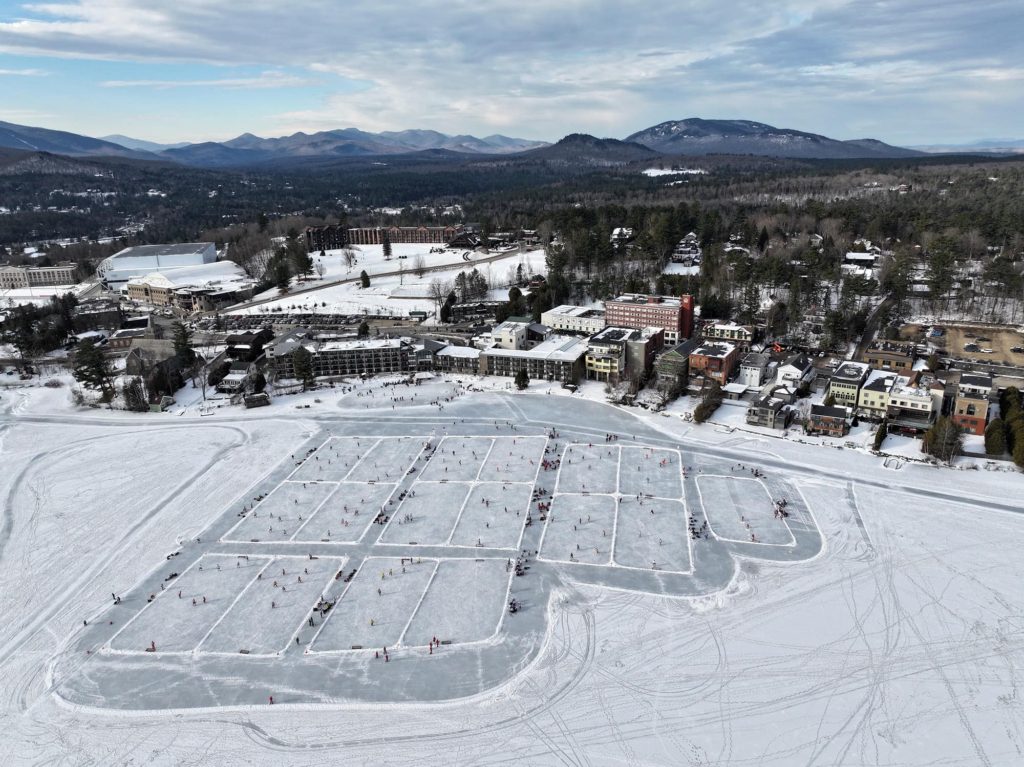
(861, 340, 915, 372)
(216, 360, 254, 394)
(688, 341, 740, 388)
(654, 338, 701, 391)
(826, 361, 871, 407)
(951, 373, 992, 435)
(489, 320, 550, 351)
(746, 395, 792, 430)
(738, 352, 770, 389)
(703, 322, 755, 349)
(856, 370, 899, 420)
(226, 328, 273, 362)
(775, 353, 813, 387)
(886, 375, 938, 434)
(807, 404, 850, 437)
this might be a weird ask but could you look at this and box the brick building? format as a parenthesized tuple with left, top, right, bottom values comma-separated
(604, 293, 694, 345)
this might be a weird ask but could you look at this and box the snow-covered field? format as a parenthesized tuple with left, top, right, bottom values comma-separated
(1, 381, 1024, 765)
(227, 243, 544, 319)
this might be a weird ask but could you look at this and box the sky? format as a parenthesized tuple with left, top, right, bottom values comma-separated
(0, 0, 1020, 146)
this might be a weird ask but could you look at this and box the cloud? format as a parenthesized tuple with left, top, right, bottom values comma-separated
(0, 67, 46, 75)
(100, 70, 314, 90)
(0, 0, 1020, 143)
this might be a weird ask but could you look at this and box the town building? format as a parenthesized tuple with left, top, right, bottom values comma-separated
(856, 370, 900, 420)
(826, 361, 871, 408)
(885, 375, 938, 433)
(860, 340, 915, 372)
(97, 242, 217, 288)
(703, 322, 755, 349)
(604, 293, 694, 344)
(653, 338, 701, 391)
(807, 404, 850, 437)
(584, 326, 663, 384)
(125, 261, 254, 311)
(541, 305, 607, 335)
(479, 335, 587, 383)
(688, 341, 740, 388)
(489, 320, 550, 351)
(951, 373, 992, 435)
(0, 261, 78, 289)
(738, 352, 770, 389)
(305, 225, 348, 253)
(345, 226, 464, 246)
(434, 345, 482, 375)
(267, 328, 412, 380)
(746, 394, 792, 430)
(775, 352, 813, 388)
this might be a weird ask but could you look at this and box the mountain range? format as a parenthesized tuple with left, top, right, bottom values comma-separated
(624, 119, 923, 159)
(0, 117, 980, 169)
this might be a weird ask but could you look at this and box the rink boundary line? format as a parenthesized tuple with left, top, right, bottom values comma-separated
(287, 480, 399, 545)
(444, 438, 496, 545)
(355, 438, 433, 544)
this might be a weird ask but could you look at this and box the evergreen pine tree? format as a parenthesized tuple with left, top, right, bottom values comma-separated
(72, 338, 114, 398)
(984, 418, 1006, 455)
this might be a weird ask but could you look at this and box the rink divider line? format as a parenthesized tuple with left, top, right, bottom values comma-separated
(279, 482, 347, 542)
(282, 434, 335, 482)
(104, 553, 271, 655)
(218, 479, 337, 544)
(337, 437, 382, 482)
(693, 473, 796, 548)
(441, 439, 496, 545)
(287, 481, 398, 545)
(609, 444, 623, 561)
(304, 556, 368, 651)
(514, 434, 550, 552)
(344, 436, 425, 485)
(306, 555, 436, 653)
(395, 559, 441, 647)
(379, 481, 471, 545)
(276, 557, 349, 656)
(193, 557, 279, 653)
(194, 555, 349, 657)
(359, 438, 433, 544)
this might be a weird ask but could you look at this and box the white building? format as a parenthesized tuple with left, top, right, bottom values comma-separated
(738, 352, 770, 389)
(97, 242, 216, 288)
(541, 305, 607, 335)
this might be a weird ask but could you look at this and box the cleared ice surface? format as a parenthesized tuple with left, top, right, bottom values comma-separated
(556, 443, 619, 494)
(479, 436, 547, 482)
(291, 482, 396, 543)
(449, 482, 532, 549)
(618, 446, 683, 498)
(613, 497, 690, 572)
(310, 557, 437, 651)
(403, 559, 510, 645)
(109, 554, 267, 653)
(289, 437, 372, 482)
(200, 556, 343, 654)
(223, 481, 336, 542)
(379, 482, 470, 544)
(697, 474, 793, 544)
(419, 436, 493, 481)
(540, 494, 617, 565)
(345, 437, 426, 482)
